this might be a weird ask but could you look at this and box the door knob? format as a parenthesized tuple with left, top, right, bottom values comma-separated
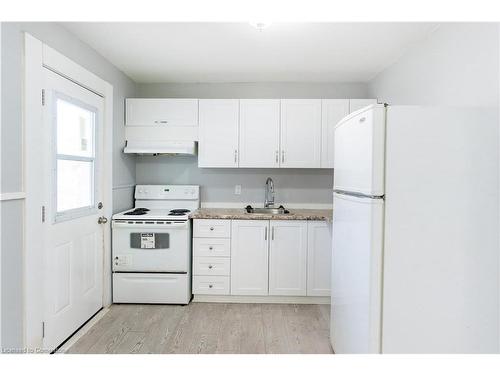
(98, 216, 108, 224)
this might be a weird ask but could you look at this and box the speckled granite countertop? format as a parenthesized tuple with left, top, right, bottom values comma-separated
(189, 208, 333, 222)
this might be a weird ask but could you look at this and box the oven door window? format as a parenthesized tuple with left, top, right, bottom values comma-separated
(130, 233, 170, 249)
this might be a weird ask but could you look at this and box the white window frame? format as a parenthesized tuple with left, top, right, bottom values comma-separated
(52, 92, 99, 223)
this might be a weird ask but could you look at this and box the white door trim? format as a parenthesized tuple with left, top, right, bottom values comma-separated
(23, 33, 113, 350)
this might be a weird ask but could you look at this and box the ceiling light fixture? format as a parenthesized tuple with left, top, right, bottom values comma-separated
(249, 21, 272, 31)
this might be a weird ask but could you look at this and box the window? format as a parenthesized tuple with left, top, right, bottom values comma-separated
(54, 94, 98, 221)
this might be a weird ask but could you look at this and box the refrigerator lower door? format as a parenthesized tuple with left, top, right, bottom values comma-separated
(331, 192, 384, 354)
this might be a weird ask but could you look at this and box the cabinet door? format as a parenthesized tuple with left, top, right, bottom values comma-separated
(198, 99, 239, 167)
(307, 221, 332, 296)
(321, 99, 349, 168)
(231, 220, 269, 295)
(280, 99, 321, 168)
(125, 98, 198, 127)
(269, 220, 307, 296)
(239, 99, 280, 168)
(349, 99, 377, 113)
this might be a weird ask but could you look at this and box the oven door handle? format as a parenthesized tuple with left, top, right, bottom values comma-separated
(112, 221, 189, 229)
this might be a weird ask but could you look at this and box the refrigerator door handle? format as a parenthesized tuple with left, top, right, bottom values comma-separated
(334, 189, 385, 200)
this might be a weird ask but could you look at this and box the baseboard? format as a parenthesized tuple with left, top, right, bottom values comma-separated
(193, 294, 330, 304)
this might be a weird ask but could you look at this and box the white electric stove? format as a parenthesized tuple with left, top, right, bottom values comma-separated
(112, 185, 199, 304)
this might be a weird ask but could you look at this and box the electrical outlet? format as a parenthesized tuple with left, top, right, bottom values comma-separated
(234, 185, 242, 195)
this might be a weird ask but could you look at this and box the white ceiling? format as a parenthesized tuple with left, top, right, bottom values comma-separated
(62, 22, 439, 83)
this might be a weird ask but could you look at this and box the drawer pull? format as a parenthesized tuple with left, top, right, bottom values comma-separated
(210, 227, 214, 231)
(209, 284, 213, 288)
(209, 246, 213, 250)
(208, 265, 213, 269)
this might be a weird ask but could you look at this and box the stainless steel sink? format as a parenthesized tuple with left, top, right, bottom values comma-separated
(244, 206, 290, 215)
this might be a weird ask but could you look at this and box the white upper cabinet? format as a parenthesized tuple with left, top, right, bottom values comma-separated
(280, 99, 322, 168)
(349, 99, 378, 113)
(231, 220, 269, 296)
(198, 99, 239, 168)
(269, 220, 308, 296)
(125, 98, 198, 127)
(321, 99, 349, 168)
(239, 99, 281, 168)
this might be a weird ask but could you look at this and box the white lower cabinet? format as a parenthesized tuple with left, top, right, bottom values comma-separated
(193, 218, 332, 299)
(193, 219, 231, 295)
(230, 220, 269, 295)
(269, 221, 308, 296)
(307, 221, 332, 296)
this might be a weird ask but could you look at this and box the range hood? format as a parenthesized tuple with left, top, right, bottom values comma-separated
(123, 140, 197, 155)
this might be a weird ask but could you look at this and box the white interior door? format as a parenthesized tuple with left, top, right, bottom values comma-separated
(42, 69, 105, 350)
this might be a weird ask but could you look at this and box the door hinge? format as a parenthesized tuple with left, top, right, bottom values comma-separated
(42, 321, 45, 338)
(41, 206, 46, 223)
(41, 89, 45, 106)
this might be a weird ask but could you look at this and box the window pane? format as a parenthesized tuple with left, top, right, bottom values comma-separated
(57, 160, 94, 212)
(57, 97, 95, 157)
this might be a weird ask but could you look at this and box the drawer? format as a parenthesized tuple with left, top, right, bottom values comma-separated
(113, 273, 191, 304)
(193, 238, 231, 257)
(193, 276, 230, 295)
(194, 219, 231, 238)
(194, 257, 230, 276)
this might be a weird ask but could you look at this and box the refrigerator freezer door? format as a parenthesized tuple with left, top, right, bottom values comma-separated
(331, 192, 384, 354)
(333, 105, 386, 196)
(382, 106, 499, 353)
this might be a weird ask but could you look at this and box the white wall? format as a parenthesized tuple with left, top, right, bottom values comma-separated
(0, 22, 136, 349)
(369, 23, 499, 107)
(135, 82, 371, 206)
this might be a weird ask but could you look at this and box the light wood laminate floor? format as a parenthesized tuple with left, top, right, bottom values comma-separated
(66, 303, 333, 354)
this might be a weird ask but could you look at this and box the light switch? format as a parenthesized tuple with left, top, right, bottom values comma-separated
(234, 185, 242, 195)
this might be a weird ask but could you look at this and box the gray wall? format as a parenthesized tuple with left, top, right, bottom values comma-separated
(136, 156, 334, 205)
(135, 82, 369, 99)
(369, 23, 499, 107)
(1, 22, 136, 348)
(134, 82, 370, 205)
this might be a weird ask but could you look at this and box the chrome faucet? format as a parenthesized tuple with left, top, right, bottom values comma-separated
(264, 177, 275, 208)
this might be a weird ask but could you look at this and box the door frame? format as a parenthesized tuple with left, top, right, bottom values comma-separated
(23, 33, 113, 350)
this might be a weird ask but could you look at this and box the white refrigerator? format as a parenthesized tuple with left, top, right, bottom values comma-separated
(330, 104, 499, 353)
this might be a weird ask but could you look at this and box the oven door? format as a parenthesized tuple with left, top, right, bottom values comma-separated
(112, 220, 190, 272)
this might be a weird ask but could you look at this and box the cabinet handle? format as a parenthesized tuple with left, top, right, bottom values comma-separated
(154, 120, 168, 124)
(209, 284, 213, 289)
(272, 226, 274, 240)
(210, 227, 214, 231)
(209, 246, 213, 250)
(234, 149, 238, 164)
(281, 150, 285, 163)
(265, 227, 268, 240)
(208, 265, 213, 269)
(275, 150, 279, 163)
